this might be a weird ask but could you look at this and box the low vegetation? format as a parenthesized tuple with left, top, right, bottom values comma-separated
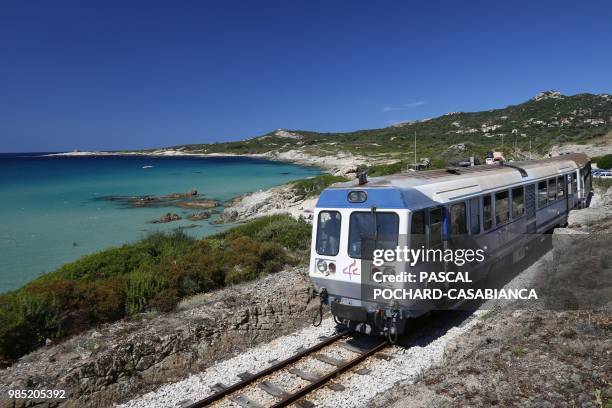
(291, 174, 349, 198)
(594, 153, 612, 169)
(594, 177, 612, 191)
(0, 215, 311, 362)
(364, 158, 442, 176)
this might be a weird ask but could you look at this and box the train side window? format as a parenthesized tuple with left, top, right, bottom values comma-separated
(469, 197, 480, 235)
(450, 202, 467, 235)
(567, 175, 573, 194)
(428, 207, 443, 249)
(548, 178, 557, 202)
(572, 173, 577, 193)
(483, 195, 493, 231)
(316, 211, 341, 256)
(557, 176, 565, 198)
(410, 210, 425, 249)
(537, 180, 547, 208)
(495, 190, 509, 224)
(512, 187, 524, 218)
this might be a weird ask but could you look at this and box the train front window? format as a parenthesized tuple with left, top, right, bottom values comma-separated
(348, 212, 399, 259)
(316, 211, 341, 256)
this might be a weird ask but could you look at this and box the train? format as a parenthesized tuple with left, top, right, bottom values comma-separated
(309, 153, 592, 341)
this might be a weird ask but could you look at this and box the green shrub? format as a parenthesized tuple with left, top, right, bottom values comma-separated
(217, 214, 312, 251)
(367, 161, 407, 176)
(125, 269, 168, 315)
(149, 289, 179, 312)
(254, 217, 312, 250)
(291, 174, 348, 198)
(0, 217, 306, 361)
(86, 278, 126, 321)
(596, 154, 612, 169)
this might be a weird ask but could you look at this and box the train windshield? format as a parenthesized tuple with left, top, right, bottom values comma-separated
(316, 211, 341, 256)
(348, 211, 399, 259)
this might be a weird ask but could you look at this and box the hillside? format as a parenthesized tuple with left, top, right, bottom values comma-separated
(164, 91, 612, 168)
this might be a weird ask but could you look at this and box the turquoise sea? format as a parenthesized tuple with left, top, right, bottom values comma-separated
(0, 154, 320, 293)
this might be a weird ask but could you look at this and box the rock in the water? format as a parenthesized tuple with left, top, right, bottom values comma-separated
(175, 199, 218, 209)
(158, 213, 181, 223)
(187, 211, 211, 221)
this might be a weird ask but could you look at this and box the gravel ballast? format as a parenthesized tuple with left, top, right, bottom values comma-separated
(119, 312, 482, 408)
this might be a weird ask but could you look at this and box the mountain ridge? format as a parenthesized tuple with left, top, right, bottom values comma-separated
(162, 91, 611, 167)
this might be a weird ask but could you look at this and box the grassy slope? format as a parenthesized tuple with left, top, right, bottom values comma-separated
(0, 215, 311, 362)
(165, 93, 612, 169)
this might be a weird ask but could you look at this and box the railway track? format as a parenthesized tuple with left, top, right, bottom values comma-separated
(186, 330, 389, 408)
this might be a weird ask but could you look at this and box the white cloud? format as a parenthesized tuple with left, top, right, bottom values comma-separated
(382, 101, 425, 112)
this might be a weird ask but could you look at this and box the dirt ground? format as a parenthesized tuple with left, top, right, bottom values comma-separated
(376, 309, 611, 408)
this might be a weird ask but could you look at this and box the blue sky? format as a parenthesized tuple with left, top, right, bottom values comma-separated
(1, 0, 612, 152)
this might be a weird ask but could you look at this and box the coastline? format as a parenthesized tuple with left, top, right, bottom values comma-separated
(45, 148, 369, 176)
(46, 149, 368, 223)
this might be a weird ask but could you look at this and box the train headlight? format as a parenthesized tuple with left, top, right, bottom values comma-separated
(328, 262, 336, 274)
(316, 259, 328, 273)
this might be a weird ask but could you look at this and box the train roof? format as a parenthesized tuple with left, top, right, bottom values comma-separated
(317, 153, 589, 209)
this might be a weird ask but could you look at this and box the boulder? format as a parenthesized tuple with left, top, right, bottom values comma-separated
(158, 213, 181, 223)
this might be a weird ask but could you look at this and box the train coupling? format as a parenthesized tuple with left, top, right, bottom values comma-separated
(386, 310, 401, 344)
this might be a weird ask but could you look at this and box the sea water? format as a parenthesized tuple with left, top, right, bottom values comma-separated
(0, 154, 321, 292)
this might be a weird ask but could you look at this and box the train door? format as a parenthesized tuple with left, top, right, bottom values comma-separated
(525, 183, 536, 234)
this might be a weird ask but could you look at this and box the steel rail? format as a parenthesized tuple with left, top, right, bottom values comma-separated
(186, 330, 349, 408)
(270, 339, 389, 408)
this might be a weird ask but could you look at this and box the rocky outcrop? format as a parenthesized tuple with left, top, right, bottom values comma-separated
(221, 184, 317, 223)
(0, 268, 317, 408)
(261, 149, 366, 177)
(533, 90, 564, 101)
(175, 199, 218, 209)
(186, 211, 212, 221)
(550, 138, 612, 159)
(157, 213, 181, 223)
(160, 189, 198, 199)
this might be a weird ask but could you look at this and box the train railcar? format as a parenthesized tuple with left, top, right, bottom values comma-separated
(309, 153, 592, 339)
